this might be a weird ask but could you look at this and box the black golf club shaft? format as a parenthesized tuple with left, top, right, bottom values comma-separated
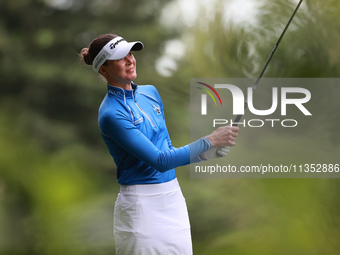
(232, 0, 304, 126)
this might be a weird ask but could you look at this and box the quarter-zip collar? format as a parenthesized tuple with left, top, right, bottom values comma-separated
(107, 83, 138, 99)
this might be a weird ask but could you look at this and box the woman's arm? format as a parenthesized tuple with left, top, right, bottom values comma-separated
(99, 110, 211, 172)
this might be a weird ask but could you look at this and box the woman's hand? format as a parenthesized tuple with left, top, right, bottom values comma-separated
(205, 125, 239, 148)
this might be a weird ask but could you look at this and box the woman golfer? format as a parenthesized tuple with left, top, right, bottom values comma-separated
(80, 34, 239, 255)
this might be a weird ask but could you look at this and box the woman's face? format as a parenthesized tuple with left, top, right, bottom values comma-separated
(100, 52, 137, 87)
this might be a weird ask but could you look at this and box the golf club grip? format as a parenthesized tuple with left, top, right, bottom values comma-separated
(216, 113, 242, 155)
(217, 145, 232, 157)
(218, 113, 243, 156)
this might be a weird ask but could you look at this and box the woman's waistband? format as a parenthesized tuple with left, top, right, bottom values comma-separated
(119, 178, 179, 195)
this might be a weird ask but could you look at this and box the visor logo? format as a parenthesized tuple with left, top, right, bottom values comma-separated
(109, 38, 125, 49)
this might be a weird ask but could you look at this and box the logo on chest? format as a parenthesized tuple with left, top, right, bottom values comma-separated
(153, 105, 161, 115)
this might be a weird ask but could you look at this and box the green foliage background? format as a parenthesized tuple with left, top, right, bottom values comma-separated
(0, 0, 340, 254)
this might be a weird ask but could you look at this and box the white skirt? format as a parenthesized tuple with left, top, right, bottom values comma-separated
(114, 178, 193, 255)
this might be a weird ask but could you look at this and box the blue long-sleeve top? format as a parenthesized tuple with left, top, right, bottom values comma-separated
(98, 83, 211, 185)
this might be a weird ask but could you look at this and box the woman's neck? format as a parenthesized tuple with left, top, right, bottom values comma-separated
(107, 81, 132, 91)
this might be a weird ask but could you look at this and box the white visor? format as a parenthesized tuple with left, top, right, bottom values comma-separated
(92, 36, 144, 73)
